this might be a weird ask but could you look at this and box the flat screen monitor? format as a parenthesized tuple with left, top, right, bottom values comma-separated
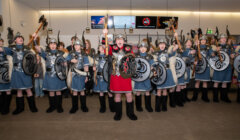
(157, 17, 179, 29)
(113, 16, 135, 29)
(136, 16, 157, 29)
(91, 16, 114, 29)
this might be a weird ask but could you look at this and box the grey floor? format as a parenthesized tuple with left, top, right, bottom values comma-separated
(0, 91, 240, 140)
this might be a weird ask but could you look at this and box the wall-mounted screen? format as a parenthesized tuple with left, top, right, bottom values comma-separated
(113, 16, 135, 29)
(136, 16, 157, 29)
(157, 17, 179, 29)
(91, 16, 114, 29)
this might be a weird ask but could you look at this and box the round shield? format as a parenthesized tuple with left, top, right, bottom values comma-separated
(234, 55, 240, 73)
(132, 57, 151, 82)
(119, 54, 136, 79)
(150, 62, 167, 85)
(55, 56, 68, 80)
(22, 52, 37, 75)
(103, 62, 109, 82)
(0, 61, 10, 84)
(208, 51, 230, 71)
(175, 57, 186, 78)
(190, 56, 207, 74)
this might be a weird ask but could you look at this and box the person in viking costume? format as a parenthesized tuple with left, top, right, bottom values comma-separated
(0, 38, 12, 115)
(93, 44, 114, 113)
(211, 33, 234, 103)
(181, 38, 195, 102)
(35, 38, 67, 113)
(133, 41, 154, 112)
(192, 35, 212, 102)
(66, 39, 89, 114)
(234, 45, 240, 103)
(107, 34, 137, 121)
(153, 38, 178, 111)
(0, 33, 38, 115)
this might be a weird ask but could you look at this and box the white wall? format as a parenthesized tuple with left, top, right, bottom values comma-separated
(0, 0, 39, 45)
(39, 10, 240, 49)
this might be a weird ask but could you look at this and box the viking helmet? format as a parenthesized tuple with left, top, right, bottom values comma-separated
(74, 39, 82, 46)
(14, 32, 24, 41)
(199, 35, 207, 40)
(114, 34, 126, 42)
(138, 41, 150, 52)
(49, 38, 57, 44)
(219, 33, 228, 39)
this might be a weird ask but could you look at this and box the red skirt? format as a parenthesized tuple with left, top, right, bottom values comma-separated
(109, 75, 132, 93)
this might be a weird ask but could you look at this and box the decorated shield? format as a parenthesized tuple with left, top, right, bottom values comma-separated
(55, 56, 68, 80)
(234, 55, 240, 73)
(119, 54, 136, 79)
(190, 56, 207, 74)
(22, 51, 37, 75)
(132, 57, 151, 82)
(175, 57, 186, 78)
(151, 62, 167, 85)
(208, 51, 230, 71)
(0, 61, 10, 83)
(103, 62, 109, 82)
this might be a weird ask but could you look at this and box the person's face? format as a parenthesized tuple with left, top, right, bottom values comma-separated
(158, 43, 166, 51)
(15, 37, 24, 45)
(220, 37, 227, 44)
(50, 43, 57, 50)
(0, 40, 3, 47)
(85, 41, 89, 49)
(200, 39, 206, 45)
(185, 40, 192, 48)
(139, 46, 147, 53)
(74, 45, 81, 52)
(116, 38, 124, 47)
(59, 45, 64, 50)
(99, 45, 104, 53)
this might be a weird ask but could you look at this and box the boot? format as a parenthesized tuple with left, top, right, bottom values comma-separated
(69, 95, 78, 114)
(221, 88, 231, 103)
(202, 88, 210, 103)
(162, 96, 168, 111)
(192, 88, 199, 101)
(213, 88, 219, 102)
(80, 95, 88, 112)
(145, 95, 153, 112)
(0, 94, 3, 113)
(155, 96, 162, 112)
(99, 95, 106, 113)
(46, 96, 56, 113)
(12, 97, 24, 115)
(108, 96, 115, 112)
(135, 95, 143, 112)
(2, 94, 12, 115)
(176, 91, 184, 107)
(126, 101, 138, 121)
(56, 95, 63, 113)
(181, 90, 186, 104)
(237, 88, 240, 103)
(169, 92, 176, 107)
(184, 88, 191, 102)
(114, 102, 122, 121)
(220, 87, 225, 102)
(27, 96, 38, 113)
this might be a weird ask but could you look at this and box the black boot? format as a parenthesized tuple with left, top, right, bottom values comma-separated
(0, 94, 3, 113)
(114, 102, 122, 121)
(56, 95, 63, 113)
(126, 101, 138, 121)
(135, 95, 143, 112)
(220, 88, 225, 102)
(145, 95, 153, 112)
(155, 96, 162, 112)
(12, 97, 24, 115)
(27, 96, 38, 113)
(169, 92, 176, 107)
(2, 94, 12, 115)
(192, 88, 199, 101)
(46, 96, 56, 113)
(80, 95, 88, 112)
(213, 88, 219, 102)
(176, 91, 184, 107)
(69, 95, 78, 114)
(162, 96, 168, 111)
(221, 88, 231, 103)
(202, 88, 210, 103)
(108, 96, 115, 112)
(99, 95, 106, 113)
(184, 88, 191, 102)
(237, 88, 240, 103)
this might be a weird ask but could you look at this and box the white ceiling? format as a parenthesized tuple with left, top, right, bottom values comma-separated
(17, 0, 240, 12)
